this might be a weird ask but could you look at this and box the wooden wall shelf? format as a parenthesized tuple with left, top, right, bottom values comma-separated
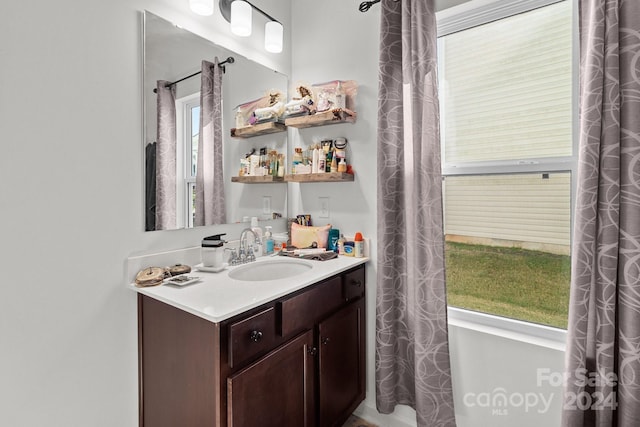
(231, 176, 285, 184)
(284, 109, 357, 129)
(231, 122, 286, 139)
(284, 172, 354, 183)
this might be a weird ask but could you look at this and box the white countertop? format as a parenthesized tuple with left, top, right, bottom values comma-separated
(129, 255, 368, 323)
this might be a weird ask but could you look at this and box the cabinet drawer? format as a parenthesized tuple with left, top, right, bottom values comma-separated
(229, 307, 277, 369)
(278, 277, 343, 337)
(343, 266, 365, 302)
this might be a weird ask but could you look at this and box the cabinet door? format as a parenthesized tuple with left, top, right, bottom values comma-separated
(318, 298, 366, 427)
(139, 295, 220, 427)
(227, 330, 315, 427)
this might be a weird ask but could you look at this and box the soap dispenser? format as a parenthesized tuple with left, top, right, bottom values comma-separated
(201, 233, 226, 269)
(264, 226, 275, 254)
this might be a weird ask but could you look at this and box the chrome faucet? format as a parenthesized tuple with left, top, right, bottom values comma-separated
(239, 228, 260, 264)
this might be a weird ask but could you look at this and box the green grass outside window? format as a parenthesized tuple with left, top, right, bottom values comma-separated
(445, 242, 571, 329)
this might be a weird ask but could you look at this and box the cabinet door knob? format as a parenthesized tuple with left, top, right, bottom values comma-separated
(322, 337, 331, 345)
(308, 347, 318, 356)
(249, 330, 263, 342)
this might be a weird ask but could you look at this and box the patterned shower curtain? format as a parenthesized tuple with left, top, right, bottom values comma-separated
(375, 1, 456, 426)
(155, 80, 177, 230)
(195, 58, 226, 226)
(562, 1, 640, 426)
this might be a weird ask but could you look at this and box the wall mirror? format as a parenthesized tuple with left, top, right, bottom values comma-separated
(143, 11, 288, 231)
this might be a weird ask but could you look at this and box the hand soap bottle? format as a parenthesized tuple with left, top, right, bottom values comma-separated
(264, 226, 275, 255)
(201, 233, 226, 269)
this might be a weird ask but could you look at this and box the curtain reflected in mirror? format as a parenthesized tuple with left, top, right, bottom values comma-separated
(154, 81, 176, 230)
(195, 58, 226, 226)
(143, 11, 288, 231)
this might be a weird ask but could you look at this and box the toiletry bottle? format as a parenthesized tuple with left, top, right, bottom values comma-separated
(338, 158, 347, 173)
(250, 217, 264, 257)
(337, 234, 345, 255)
(250, 154, 260, 176)
(292, 148, 303, 174)
(328, 228, 340, 253)
(312, 145, 319, 174)
(270, 150, 277, 176)
(354, 232, 364, 258)
(325, 141, 333, 173)
(260, 147, 269, 176)
(278, 154, 285, 177)
(330, 148, 338, 173)
(264, 226, 275, 255)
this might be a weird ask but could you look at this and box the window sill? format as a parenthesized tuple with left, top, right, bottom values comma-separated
(447, 307, 567, 352)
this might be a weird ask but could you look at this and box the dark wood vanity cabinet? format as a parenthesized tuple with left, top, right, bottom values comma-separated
(227, 330, 315, 427)
(138, 264, 366, 427)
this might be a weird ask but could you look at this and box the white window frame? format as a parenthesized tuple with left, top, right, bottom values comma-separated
(175, 93, 200, 229)
(437, 0, 579, 345)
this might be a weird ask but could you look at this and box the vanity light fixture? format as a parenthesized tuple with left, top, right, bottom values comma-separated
(230, 0, 252, 36)
(190, 0, 214, 16)
(219, 0, 283, 53)
(264, 21, 283, 53)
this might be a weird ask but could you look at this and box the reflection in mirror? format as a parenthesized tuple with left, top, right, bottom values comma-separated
(143, 11, 288, 231)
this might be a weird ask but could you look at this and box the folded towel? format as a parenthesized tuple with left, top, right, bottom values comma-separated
(279, 250, 338, 261)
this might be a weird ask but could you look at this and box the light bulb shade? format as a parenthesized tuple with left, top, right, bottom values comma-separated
(231, 0, 252, 37)
(189, 0, 214, 16)
(264, 21, 283, 53)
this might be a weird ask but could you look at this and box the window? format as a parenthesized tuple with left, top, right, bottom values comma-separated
(438, 0, 576, 329)
(176, 94, 200, 229)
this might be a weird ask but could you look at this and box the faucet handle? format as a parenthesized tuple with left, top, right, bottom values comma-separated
(237, 247, 247, 264)
(225, 247, 238, 265)
(247, 245, 256, 262)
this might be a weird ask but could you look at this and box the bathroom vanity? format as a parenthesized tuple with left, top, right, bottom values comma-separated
(132, 256, 367, 427)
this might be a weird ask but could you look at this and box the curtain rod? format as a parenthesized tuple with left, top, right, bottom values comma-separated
(359, 0, 399, 13)
(153, 56, 235, 93)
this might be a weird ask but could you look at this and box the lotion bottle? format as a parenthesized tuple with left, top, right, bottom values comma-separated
(330, 148, 338, 173)
(337, 234, 346, 255)
(354, 232, 364, 258)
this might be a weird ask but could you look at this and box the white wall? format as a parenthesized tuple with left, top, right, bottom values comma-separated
(0, 0, 290, 426)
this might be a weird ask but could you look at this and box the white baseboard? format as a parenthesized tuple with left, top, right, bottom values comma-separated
(353, 401, 417, 427)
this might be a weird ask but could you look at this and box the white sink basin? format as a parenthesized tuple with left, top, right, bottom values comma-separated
(228, 258, 314, 281)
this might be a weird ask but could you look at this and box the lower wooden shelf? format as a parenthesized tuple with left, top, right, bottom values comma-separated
(284, 109, 357, 128)
(231, 176, 285, 183)
(285, 172, 354, 183)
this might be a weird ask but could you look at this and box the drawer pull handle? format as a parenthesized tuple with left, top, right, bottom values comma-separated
(322, 337, 331, 345)
(350, 280, 362, 287)
(249, 330, 263, 342)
